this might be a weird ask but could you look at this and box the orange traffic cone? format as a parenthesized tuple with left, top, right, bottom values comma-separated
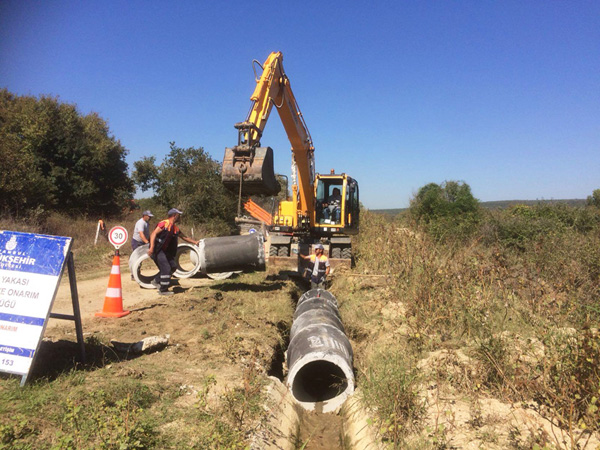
(96, 253, 130, 318)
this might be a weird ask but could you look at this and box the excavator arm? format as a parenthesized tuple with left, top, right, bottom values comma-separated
(222, 52, 316, 225)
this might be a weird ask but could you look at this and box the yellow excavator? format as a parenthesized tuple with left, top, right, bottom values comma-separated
(222, 52, 359, 267)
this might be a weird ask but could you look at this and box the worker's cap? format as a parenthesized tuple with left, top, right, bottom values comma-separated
(314, 243, 324, 250)
(168, 208, 183, 216)
(142, 210, 154, 217)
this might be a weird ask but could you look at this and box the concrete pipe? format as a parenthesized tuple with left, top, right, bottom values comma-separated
(129, 243, 202, 289)
(173, 243, 202, 278)
(174, 244, 244, 280)
(130, 234, 266, 288)
(198, 233, 265, 275)
(129, 245, 157, 289)
(286, 289, 354, 413)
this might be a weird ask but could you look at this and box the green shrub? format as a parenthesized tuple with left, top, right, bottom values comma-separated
(484, 203, 600, 250)
(587, 189, 600, 208)
(409, 181, 481, 241)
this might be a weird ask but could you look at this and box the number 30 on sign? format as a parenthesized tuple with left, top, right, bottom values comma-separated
(108, 226, 128, 249)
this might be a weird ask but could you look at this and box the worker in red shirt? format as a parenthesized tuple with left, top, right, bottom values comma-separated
(147, 208, 199, 296)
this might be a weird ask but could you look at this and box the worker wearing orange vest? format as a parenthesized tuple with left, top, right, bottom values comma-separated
(147, 208, 199, 296)
(300, 243, 330, 289)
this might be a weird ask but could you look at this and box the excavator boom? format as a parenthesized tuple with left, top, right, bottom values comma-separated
(222, 52, 315, 220)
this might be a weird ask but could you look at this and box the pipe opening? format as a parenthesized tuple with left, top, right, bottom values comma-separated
(174, 244, 200, 278)
(138, 263, 158, 284)
(129, 245, 158, 289)
(291, 360, 349, 403)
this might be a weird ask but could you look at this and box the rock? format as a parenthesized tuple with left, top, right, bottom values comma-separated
(111, 334, 170, 354)
(381, 301, 406, 320)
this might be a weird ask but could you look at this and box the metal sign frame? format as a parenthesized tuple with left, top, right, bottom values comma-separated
(47, 251, 86, 380)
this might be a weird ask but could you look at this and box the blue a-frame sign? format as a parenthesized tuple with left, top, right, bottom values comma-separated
(0, 230, 85, 385)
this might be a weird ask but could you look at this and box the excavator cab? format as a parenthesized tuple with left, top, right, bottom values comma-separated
(314, 174, 359, 234)
(222, 122, 281, 196)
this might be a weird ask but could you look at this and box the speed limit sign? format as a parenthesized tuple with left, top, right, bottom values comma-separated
(108, 226, 128, 249)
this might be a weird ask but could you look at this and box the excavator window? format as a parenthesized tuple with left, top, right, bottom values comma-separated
(316, 180, 343, 224)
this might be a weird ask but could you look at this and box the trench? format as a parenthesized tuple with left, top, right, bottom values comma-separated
(292, 407, 347, 450)
(266, 320, 288, 381)
(264, 290, 353, 450)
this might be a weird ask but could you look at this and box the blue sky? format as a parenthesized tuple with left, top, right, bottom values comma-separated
(1, 1, 598, 209)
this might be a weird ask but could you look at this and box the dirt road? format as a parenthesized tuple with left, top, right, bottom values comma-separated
(48, 262, 214, 330)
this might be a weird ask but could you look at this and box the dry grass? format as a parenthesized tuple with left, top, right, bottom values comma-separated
(0, 212, 297, 449)
(1, 210, 234, 274)
(2, 207, 599, 448)
(338, 208, 600, 448)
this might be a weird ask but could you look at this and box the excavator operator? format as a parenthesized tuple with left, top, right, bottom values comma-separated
(322, 187, 342, 223)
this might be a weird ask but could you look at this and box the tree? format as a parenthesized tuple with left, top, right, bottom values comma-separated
(410, 182, 445, 224)
(0, 89, 134, 216)
(441, 180, 480, 218)
(409, 180, 480, 239)
(587, 189, 600, 208)
(132, 143, 237, 227)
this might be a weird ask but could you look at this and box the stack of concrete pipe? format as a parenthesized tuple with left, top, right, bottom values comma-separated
(129, 233, 265, 289)
(286, 289, 354, 413)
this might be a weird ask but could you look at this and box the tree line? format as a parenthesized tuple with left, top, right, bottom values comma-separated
(0, 89, 134, 217)
(2, 90, 598, 227)
(0, 90, 236, 227)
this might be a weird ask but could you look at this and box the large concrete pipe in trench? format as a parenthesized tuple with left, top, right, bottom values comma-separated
(129, 233, 265, 289)
(286, 289, 354, 413)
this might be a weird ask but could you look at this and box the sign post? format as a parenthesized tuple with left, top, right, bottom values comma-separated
(0, 230, 84, 385)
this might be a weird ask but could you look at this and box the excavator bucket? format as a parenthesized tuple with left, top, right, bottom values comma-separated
(222, 146, 281, 196)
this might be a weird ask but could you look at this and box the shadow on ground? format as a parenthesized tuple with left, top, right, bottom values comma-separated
(210, 281, 287, 292)
(19, 338, 148, 383)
